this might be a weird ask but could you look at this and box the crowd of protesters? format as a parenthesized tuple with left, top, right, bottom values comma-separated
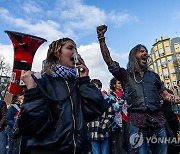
(0, 77, 129, 154)
(1, 79, 180, 154)
(0, 25, 180, 154)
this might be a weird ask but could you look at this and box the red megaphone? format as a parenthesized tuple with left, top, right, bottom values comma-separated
(5, 31, 47, 95)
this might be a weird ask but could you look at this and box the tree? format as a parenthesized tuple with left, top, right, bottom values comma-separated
(0, 55, 11, 100)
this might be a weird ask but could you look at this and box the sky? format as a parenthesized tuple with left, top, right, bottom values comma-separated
(0, 0, 180, 91)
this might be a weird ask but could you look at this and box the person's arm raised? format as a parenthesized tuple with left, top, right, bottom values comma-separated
(97, 25, 114, 67)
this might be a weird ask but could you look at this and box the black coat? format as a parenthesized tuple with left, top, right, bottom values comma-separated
(18, 75, 104, 153)
(0, 100, 7, 131)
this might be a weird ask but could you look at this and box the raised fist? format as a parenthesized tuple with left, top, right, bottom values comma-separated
(97, 25, 107, 37)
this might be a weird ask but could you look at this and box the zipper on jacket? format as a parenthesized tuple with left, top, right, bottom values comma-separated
(65, 80, 77, 154)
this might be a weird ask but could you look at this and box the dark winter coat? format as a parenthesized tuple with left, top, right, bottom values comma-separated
(18, 75, 104, 153)
(0, 100, 7, 131)
(108, 62, 166, 112)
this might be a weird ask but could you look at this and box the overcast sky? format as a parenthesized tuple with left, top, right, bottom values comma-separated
(0, 0, 180, 90)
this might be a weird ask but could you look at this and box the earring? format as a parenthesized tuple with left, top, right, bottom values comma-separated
(58, 57, 61, 64)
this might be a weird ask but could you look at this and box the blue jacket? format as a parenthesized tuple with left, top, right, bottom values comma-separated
(6, 102, 20, 128)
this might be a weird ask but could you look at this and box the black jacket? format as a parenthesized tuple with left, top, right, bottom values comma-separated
(0, 100, 7, 131)
(18, 75, 104, 153)
(124, 71, 163, 112)
(109, 62, 166, 112)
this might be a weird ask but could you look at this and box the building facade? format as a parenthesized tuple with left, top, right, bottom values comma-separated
(148, 36, 180, 89)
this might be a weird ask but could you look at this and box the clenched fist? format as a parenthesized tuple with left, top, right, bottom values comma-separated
(21, 70, 36, 89)
(96, 25, 107, 38)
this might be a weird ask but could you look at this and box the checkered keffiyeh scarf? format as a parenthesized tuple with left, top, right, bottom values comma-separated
(50, 64, 78, 78)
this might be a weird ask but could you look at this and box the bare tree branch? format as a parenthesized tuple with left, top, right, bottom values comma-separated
(0, 54, 11, 100)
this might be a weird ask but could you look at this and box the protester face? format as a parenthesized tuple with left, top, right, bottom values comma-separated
(115, 80, 122, 91)
(17, 95, 24, 104)
(135, 47, 148, 69)
(58, 41, 77, 68)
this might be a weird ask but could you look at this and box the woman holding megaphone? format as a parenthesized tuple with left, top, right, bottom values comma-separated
(18, 38, 104, 154)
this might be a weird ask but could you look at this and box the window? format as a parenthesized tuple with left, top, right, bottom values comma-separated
(159, 48, 165, 57)
(154, 63, 157, 69)
(165, 46, 171, 53)
(161, 58, 167, 68)
(176, 54, 180, 66)
(161, 62, 167, 68)
(172, 81, 177, 86)
(164, 74, 169, 79)
(155, 50, 159, 59)
(167, 56, 173, 63)
(174, 43, 180, 50)
(157, 60, 161, 67)
(170, 69, 176, 74)
(152, 53, 155, 61)
(177, 54, 180, 60)
(166, 82, 170, 88)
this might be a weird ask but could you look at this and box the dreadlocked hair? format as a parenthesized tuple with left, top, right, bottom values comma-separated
(127, 44, 148, 75)
(41, 38, 76, 74)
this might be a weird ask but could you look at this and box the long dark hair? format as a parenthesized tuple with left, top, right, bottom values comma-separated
(110, 77, 118, 91)
(127, 44, 148, 75)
